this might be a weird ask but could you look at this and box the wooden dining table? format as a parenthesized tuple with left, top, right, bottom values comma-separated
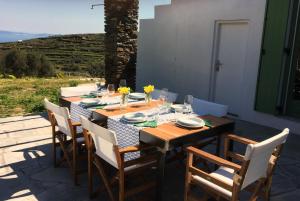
(60, 96, 235, 201)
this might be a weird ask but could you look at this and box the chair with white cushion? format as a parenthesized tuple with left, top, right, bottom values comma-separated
(184, 128, 289, 201)
(152, 89, 178, 103)
(44, 98, 85, 185)
(80, 116, 159, 201)
(190, 98, 229, 157)
(192, 98, 228, 117)
(60, 84, 97, 98)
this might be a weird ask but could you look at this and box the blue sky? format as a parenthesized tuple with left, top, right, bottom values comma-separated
(0, 0, 170, 34)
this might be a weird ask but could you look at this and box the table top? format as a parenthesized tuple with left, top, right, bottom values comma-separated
(63, 96, 162, 117)
(62, 96, 234, 143)
(142, 115, 233, 141)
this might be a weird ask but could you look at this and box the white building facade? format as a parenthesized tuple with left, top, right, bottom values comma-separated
(136, 0, 300, 134)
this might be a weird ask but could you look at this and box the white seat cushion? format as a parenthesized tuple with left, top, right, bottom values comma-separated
(124, 160, 156, 172)
(192, 166, 234, 198)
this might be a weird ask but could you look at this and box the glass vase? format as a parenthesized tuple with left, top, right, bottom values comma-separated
(145, 93, 152, 105)
(120, 94, 128, 110)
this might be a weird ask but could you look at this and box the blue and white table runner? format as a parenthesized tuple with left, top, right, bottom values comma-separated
(70, 97, 179, 161)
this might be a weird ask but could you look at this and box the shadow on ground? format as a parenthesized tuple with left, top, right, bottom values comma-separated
(0, 114, 300, 200)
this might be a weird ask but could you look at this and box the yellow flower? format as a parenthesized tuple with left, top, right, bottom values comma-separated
(144, 85, 155, 94)
(118, 87, 130, 95)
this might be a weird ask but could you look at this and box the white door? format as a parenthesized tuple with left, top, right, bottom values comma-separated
(212, 21, 249, 117)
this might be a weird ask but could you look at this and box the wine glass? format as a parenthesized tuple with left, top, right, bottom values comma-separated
(184, 95, 194, 114)
(95, 81, 100, 91)
(119, 79, 127, 88)
(107, 84, 115, 96)
(100, 78, 106, 88)
(159, 88, 168, 104)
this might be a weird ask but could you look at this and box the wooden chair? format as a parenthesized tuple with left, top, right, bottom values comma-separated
(191, 98, 228, 117)
(44, 98, 86, 185)
(224, 134, 287, 201)
(184, 128, 289, 201)
(80, 116, 159, 201)
(191, 98, 229, 164)
(60, 84, 97, 97)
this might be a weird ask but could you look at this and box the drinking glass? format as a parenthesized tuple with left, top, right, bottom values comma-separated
(159, 88, 168, 105)
(100, 87, 108, 98)
(100, 78, 106, 88)
(96, 78, 106, 91)
(107, 84, 115, 96)
(174, 107, 184, 122)
(119, 79, 127, 88)
(95, 82, 101, 91)
(184, 95, 194, 114)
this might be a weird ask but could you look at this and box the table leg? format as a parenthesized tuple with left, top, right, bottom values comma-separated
(156, 151, 167, 201)
(229, 140, 234, 157)
(216, 135, 222, 157)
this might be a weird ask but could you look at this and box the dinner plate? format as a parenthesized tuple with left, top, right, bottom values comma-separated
(80, 98, 99, 106)
(90, 91, 105, 97)
(171, 104, 186, 112)
(128, 92, 146, 100)
(176, 117, 205, 128)
(122, 112, 146, 123)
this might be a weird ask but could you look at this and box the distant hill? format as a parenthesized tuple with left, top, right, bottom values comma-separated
(0, 33, 105, 75)
(0, 30, 50, 43)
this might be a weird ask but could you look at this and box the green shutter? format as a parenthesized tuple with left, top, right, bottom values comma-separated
(255, 0, 291, 114)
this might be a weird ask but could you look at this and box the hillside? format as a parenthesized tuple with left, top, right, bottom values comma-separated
(0, 33, 105, 75)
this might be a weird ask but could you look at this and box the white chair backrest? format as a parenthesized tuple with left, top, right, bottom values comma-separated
(241, 128, 289, 189)
(44, 98, 72, 137)
(152, 89, 178, 103)
(60, 85, 97, 97)
(192, 98, 228, 117)
(80, 116, 119, 169)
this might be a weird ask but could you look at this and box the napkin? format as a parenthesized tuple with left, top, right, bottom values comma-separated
(134, 120, 158, 128)
(80, 94, 97, 98)
(85, 104, 107, 109)
(204, 119, 213, 128)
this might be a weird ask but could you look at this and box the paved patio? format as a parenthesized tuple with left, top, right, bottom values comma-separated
(0, 114, 300, 201)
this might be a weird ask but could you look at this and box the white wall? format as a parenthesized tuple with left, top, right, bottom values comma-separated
(137, 0, 300, 134)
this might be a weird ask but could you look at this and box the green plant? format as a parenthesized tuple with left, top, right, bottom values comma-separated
(88, 62, 104, 77)
(2, 49, 55, 78)
(39, 55, 55, 77)
(0, 78, 93, 118)
(69, 80, 79, 87)
(3, 49, 28, 77)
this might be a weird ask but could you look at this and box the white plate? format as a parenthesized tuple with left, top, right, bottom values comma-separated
(122, 112, 146, 123)
(176, 117, 205, 128)
(90, 91, 105, 97)
(129, 93, 146, 100)
(171, 104, 186, 112)
(80, 98, 99, 106)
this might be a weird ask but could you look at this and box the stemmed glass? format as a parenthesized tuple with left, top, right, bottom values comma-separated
(119, 79, 127, 88)
(159, 88, 168, 105)
(158, 88, 168, 114)
(184, 95, 194, 114)
(96, 78, 106, 91)
(107, 84, 115, 96)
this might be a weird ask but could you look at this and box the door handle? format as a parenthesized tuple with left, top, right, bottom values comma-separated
(215, 59, 223, 72)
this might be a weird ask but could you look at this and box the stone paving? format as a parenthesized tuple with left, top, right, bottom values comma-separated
(0, 114, 300, 201)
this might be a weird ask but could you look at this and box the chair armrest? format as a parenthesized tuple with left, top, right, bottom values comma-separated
(119, 144, 155, 154)
(186, 146, 241, 171)
(226, 134, 257, 145)
(71, 121, 81, 127)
